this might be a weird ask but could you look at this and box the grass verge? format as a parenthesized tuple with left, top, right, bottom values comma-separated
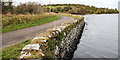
(2, 39, 31, 59)
(58, 13, 79, 19)
(2, 14, 60, 33)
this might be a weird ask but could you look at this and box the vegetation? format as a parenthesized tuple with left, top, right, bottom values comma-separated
(2, 2, 46, 14)
(2, 39, 31, 59)
(1, 14, 84, 59)
(44, 4, 119, 15)
(2, 1, 119, 15)
(45, 32, 64, 59)
(2, 1, 13, 14)
(13, 2, 46, 14)
(2, 1, 61, 33)
(58, 13, 79, 19)
(45, 15, 84, 59)
(2, 14, 60, 33)
(2, 0, 118, 59)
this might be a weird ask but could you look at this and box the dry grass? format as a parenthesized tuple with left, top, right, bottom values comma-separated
(2, 13, 60, 33)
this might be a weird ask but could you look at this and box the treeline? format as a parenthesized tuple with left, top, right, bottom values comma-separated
(2, 2, 47, 14)
(2, 2, 119, 15)
(44, 4, 87, 6)
(45, 4, 119, 15)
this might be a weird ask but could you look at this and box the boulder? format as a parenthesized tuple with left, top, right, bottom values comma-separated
(20, 52, 32, 58)
(55, 46, 59, 55)
(74, 20, 78, 22)
(22, 44, 40, 51)
(32, 37, 48, 41)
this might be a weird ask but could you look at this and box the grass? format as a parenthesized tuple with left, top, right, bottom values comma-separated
(2, 14, 60, 33)
(45, 31, 65, 59)
(58, 13, 79, 19)
(1, 14, 84, 59)
(44, 6, 65, 9)
(45, 14, 84, 59)
(2, 39, 32, 59)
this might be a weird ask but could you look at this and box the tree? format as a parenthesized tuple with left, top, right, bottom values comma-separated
(56, 7, 62, 12)
(13, 2, 44, 14)
(2, 0, 13, 14)
(63, 6, 72, 11)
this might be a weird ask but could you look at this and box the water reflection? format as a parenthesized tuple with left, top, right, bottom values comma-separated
(73, 14, 118, 58)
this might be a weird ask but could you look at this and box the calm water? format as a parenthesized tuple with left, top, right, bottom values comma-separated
(73, 14, 118, 58)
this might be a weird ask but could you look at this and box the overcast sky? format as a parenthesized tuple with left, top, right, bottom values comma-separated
(10, 0, 120, 9)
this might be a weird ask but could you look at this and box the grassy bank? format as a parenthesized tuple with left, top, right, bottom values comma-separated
(2, 39, 31, 59)
(2, 14, 60, 33)
(44, 4, 119, 15)
(58, 13, 79, 19)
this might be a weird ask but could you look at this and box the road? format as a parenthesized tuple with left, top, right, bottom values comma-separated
(2, 15, 74, 48)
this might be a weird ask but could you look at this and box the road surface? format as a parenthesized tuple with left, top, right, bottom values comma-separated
(2, 15, 74, 48)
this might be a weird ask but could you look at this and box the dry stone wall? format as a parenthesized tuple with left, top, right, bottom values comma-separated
(54, 20, 85, 59)
(18, 15, 85, 59)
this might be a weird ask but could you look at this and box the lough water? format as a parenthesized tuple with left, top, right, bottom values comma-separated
(73, 14, 118, 58)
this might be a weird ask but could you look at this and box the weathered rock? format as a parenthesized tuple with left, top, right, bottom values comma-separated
(20, 53, 27, 58)
(21, 51, 27, 54)
(48, 35, 52, 38)
(64, 32, 66, 36)
(22, 44, 40, 51)
(32, 37, 48, 41)
(39, 40, 47, 42)
(39, 52, 45, 56)
(55, 46, 59, 55)
(59, 26, 66, 30)
(74, 20, 78, 22)
(55, 31, 59, 34)
(53, 28, 62, 32)
(20, 52, 31, 58)
(54, 20, 85, 59)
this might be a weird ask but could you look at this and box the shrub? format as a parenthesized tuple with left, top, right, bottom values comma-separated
(13, 2, 44, 14)
(77, 9, 88, 15)
(89, 10, 94, 14)
(63, 6, 72, 11)
(56, 7, 62, 12)
(2, 1, 13, 14)
(69, 8, 88, 15)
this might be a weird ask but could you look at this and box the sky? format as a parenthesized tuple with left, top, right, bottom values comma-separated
(6, 0, 120, 9)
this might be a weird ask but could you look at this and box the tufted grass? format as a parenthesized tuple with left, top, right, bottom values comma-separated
(2, 39, 32, 59)
(58, 13, 80, 19)
(2, 14, 60, 33)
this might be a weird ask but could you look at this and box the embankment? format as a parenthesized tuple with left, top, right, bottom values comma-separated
(2, 15, 85, 59)
(54, 19, 85, 59)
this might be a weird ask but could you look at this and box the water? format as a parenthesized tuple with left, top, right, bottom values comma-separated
(73, 14, 118, 58)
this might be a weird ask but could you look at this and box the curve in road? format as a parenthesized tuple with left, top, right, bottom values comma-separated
(2, 15, 74, 48)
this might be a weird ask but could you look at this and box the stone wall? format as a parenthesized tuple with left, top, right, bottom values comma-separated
(19, 15, 85, 59)
(54, 20, 85, 59)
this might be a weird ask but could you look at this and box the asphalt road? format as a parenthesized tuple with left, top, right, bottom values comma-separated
(2, 15, 74, 48)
